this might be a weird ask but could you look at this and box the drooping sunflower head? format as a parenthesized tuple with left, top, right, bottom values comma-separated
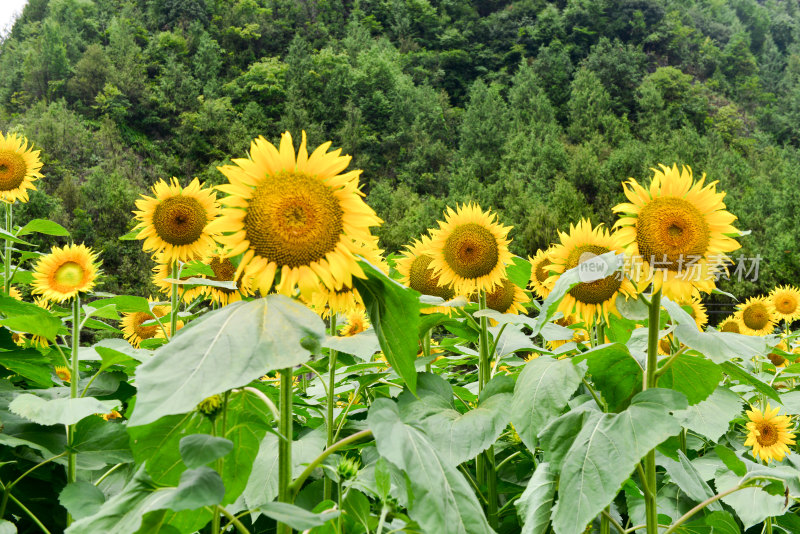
(547, 219, 637, 326)
(340, 309, 370, 337)
(736, 296, 777, 336)
(208, 131, 382, 299)
(678, 295, 708, 330)
(766, 341, 789, 368)
(744, 403, 796, 463)
(133, 177, 220, 264)
(120, 297, 172, 348)
(397, 235, 455, 300)
(0, 132, 43, 203)
(427, 203, 513, 295)
(32, 244, 100, 302)
(528, 247, 556, 299)
(613, 164, 741, 301)
(306, 282, 363, 318)
(769, 285, 800, 323)
(483, 278, 529, 316)
(717, 316, 743, 334)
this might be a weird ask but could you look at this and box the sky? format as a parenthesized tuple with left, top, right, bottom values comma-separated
(0, 0, 28, 38)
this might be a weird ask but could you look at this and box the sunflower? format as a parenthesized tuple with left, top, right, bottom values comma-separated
(546, 219, 637, 325)
(744, 403, 795, 463)
(32, 244, 100, 302)
(427, 203, 512, 295)
(152, 256, 194, 302)
(678, 296, 708, 330)
(736, 297, 777, 336)
(54, 365, 71, 383)
(717, 316, 742, 334)
(769, 285, 800, 323)
(0, 132, 43, 203)
(7, 286, 22, 300)
(766, 341, 789, 368)
(133, 177, 220, 264)
(209, 131, 381, 298)
(613, 164, 741, 301)
(306, 283, 363, 318)
(548, 315, 589, 350)
(340, 309, 370, 337)
(120, 298, 176, 348)
(484, 278, 529, 315)
(183, 252, 250, 307)
(396, 235, 461, 314)
(528, 247, 555, 299)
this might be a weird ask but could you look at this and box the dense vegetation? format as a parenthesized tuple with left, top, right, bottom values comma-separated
(1, 0, 800, 306)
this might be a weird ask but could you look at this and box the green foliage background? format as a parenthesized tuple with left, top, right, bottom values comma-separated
(1, 0, 799, 311)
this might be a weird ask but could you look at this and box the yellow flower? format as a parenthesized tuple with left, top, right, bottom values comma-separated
(133, 177, 220, 264)
(7, 286, 22, 300)
(340, 309, 370, 337)
(744, 404, 795, 463)
(120, 298, 178, 348)
(547, 315, 589, 350)
(678, 295, 708, 330)
(767, 341, 789, 368)
(183, 252, 251, 307)
(736, 297, 777, 336)
(54, 365, 71, 383)
(396, 235, 459, 314)
(483, 278, 529, 315)
(613, 164, 741, 301)
(528, 247, 555, 299)
(0, 132, 43, 203)
(717, 316, 742, 334)
(101, 410, 122, 421)
(32, 244, 100, 302)
(769, 285, 800, 323)
(209, 131, 381, 299)
(427, 203, 513, 295)
(546, 219, 637, 325)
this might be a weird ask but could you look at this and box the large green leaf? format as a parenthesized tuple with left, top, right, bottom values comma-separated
(59, 482, 106, 520)
(367, 398, 493, 534)
(718, 361, 781, 403)
(661, 450, 722, 511)
(352, 259, 422, 394)
(17, 219, 70, 236)
(714, 469, 786, 530)
(658, 354, 721, 405)
(515, 462, 556, 534)
(65, 465, 224, 534)
(10, 394, 114, 426)
(510, 356, 584, 450)
(396, 373, 512, 465)
(129, 296, 325, 426)
(179, 435, 233, 469)
(0, 297, 62, 340)
(673, 387, 742, 442)
(71, 415, 134, 468)
(322, 329, 381, 360)
(550, 389, 687, 534)
(258, 502, 340, 530)
(0, 343, 53, 387)
(581, 343, 641, 412)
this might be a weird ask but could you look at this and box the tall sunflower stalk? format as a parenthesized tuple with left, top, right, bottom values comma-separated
(170, 261, 180, 337)
(3, 203, 10, 295)
(325, 314, 338, 502)
(643, 290, 662, 534)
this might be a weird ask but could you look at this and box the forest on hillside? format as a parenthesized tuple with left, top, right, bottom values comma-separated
(1, 0, 800, 309)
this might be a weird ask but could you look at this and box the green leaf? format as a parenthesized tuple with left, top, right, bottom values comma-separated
(396, 373, 512, 465)
(719, 361, 781, 403)
(0, 228, 32, 246)
(343, 490, 374, 532)
(658, 354, 722, 405)
(0, 520, 16, 534)
(515, 462, 556, 534)
(367, 398, 493, 534)
(538, 409, 600, 469)
(353, 259, 422, 394)
(118, 228, 141, 241)
(179, 435, 233, 469)
(10, 394, 113, 426)
(510, 356, 584, 450)
(375, 457, 391, 500)
(0, 297, 62, 340)
(82, 302, 121, 321)
(130, 296, 325, 426)
(506, 255, 532, 293)
(661, 450, 721, 511)
(550, 389, 687, 534)
(258, 502, 340, 530)
(714, 446, 746, 477)
(322, 330, 381, 360)
(71, 415, 133, 467)
(714, 469, 786, 530)
(17, 219, 70, 237)
(673, 388, 742, 442)
(91, 295, 152, 314)
(582, 343, 641, 412)
(60, 482, 106, 520)
(168, 467, 225, 511)
(0, 345, 53, 387)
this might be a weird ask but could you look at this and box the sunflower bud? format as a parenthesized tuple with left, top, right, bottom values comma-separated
(197, 394, 223, 418)
(336, 456, 360, 481)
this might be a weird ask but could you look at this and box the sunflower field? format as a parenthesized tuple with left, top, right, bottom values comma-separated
(1, 122, 800, 534)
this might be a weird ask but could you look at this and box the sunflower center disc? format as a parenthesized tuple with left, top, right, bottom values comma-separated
(54, 262, 84, 288)
(776, 296, 797, 314)
(132, 312, 158, 340)
(534, 257, 549, 283)
(0, 150, 27, 191)
(565, 244, 622, 305)
(486, 278, 516, 313)
(245, 172, 343, 268)
(636, 197, 710, 271)
(153, 196, 208, 246)
(443, 223, 499, 279)
(742, 303, 769, 330)
(721, 320, 740, 333)
(410, 255, 454, 300)
(756, 422, 779, 446)
(768, 352, 786, 367)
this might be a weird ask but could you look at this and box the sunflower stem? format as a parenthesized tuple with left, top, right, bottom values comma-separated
(476, 291, 498, 528)
(277, 367, 293, 534)
(325, 314, 338, 502)
(3, 202, 10, 295)
(66, 294, 81, 526)
(644, 290, 662, 534)
(170, 261, 179, 338)
(600, 506, 612, 534)
(423, 328, 432, 373)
